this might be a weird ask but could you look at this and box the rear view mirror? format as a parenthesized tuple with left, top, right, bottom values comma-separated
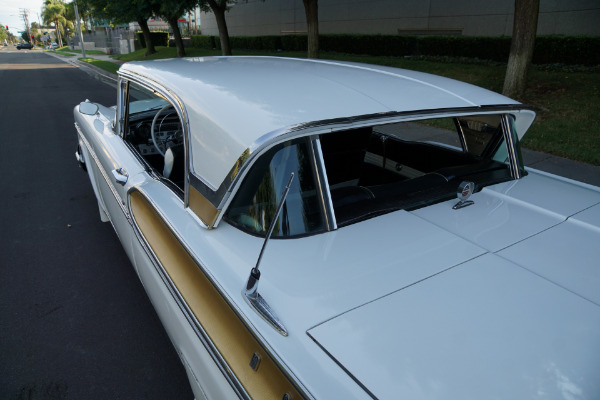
(79, 101, 98, 116)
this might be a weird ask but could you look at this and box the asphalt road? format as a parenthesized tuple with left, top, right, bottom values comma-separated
(0, 48, 194, 399)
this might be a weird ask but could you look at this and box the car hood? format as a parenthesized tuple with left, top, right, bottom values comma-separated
(303, 171, 600, 399)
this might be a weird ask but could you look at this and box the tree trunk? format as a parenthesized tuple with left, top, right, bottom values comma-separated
(303, 0, 319, 59)
(168, 17, 185, 57)
(55, 20, 63, 48)
(502, 0, 539, 100)
(137, 18, 156, 56)
(208, 0, 231, 56)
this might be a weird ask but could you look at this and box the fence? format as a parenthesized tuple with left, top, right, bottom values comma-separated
(70, 27, 136, 55)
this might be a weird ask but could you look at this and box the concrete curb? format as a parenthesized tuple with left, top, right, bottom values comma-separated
(45, 50, 119, 84)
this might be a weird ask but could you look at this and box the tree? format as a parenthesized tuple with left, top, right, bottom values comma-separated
(86, 0, 158, 56)
(302, 0, 319, 59)
(201, 0, 233, 56)
(502, 0, 540, 100)
(136, 17, 156, 56)
(155, 0, 198, 57)
(42, 0, 67, 47)
(0, 25, 8, 43)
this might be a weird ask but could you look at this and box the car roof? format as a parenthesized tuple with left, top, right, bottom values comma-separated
(119, 56, 523, 192)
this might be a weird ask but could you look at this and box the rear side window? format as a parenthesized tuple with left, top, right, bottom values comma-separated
(321, 115, 513, 226)
(225, 139, 326, 238)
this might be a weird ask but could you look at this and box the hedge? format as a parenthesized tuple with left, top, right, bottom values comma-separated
(190, 34, 599, 66)
(191, 35, 216, 49)
(136, 31, 169, 48)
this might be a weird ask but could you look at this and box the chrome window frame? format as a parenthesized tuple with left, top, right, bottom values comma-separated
(117, 71, 192, 207)
(218, 106, 530, 229)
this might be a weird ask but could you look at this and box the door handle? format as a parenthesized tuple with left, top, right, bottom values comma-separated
(112, 168, 128, 185)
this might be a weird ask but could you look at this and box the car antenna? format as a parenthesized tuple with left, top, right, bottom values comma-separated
(244, 172, 294, 336)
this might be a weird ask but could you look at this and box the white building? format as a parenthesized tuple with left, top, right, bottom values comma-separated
(199, 0, 600, 37)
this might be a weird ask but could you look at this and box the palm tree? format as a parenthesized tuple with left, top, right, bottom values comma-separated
(42, 0, 67, 48)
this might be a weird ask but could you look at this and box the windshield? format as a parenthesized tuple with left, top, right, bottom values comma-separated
(128, 82, 170, 116)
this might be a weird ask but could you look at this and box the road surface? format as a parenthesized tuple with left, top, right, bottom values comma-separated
(0, 47, 193, 399)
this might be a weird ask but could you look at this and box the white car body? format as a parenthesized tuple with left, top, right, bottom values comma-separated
(74, 57, 600, 400)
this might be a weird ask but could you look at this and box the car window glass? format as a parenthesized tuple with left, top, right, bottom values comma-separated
(321, 115, 512, 226)
(225, 139, 325, 238)
(124, 82, 185, 191)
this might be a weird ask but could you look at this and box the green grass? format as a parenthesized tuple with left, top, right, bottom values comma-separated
(105, 46, 600, 165)
(78, 57, 120, 74)
(52, 50, 77, 57)
(51, 46, 106, 56)
(111, 46, 222, 61)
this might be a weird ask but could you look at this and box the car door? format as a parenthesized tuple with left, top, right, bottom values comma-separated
(75, 84, 148, 263)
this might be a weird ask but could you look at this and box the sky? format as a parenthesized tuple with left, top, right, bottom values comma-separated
(0, 0, 46, 33)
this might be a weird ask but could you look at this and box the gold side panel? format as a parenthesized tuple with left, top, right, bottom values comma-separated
(130, 191, 304, 400)
(188, 185, 219, 228)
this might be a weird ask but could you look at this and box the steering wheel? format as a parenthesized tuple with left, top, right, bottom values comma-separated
(151, 104, 177, 156)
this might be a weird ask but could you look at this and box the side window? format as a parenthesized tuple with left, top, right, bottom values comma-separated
(124, 82, 185, 191)
(225, 139, 326, 238)
(321, 115, 512, 226)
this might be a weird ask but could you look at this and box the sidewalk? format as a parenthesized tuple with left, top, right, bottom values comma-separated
(47, 50, 600, 188)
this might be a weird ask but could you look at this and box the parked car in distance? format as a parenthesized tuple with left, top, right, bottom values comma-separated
(74, 56, 600, 400)
(47, 42, 58, 49)
(16, 42, 33, 50)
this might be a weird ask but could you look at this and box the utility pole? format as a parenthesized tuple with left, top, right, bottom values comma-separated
(73, 1, 86, 58)
(20, 9, 33, 46)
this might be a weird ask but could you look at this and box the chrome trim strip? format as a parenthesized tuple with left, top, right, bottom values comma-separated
(310, 136, 336, 231)
(116, 78, 127, 136)
(127, 189, 312, 400)
(75, 122, 130, 219)
(501, 114, 523, 179)
(127, 189, 250, 400)
(454, 116, 468, 152)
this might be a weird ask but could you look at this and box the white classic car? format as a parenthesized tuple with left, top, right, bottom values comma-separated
(74, 57, 600, 400)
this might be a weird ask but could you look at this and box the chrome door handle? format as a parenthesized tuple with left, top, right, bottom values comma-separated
(112, 168, 128, 185)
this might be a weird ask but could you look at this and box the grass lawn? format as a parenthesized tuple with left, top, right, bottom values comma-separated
(78, 57, 120, 74)
(110, 46, 600, 165)
(51, 46, 106, 56)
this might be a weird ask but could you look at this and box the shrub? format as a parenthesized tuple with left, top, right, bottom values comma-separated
(189, 33, 599, 65)
(533, 35, 600, 66)
(190, 35, 216, 49)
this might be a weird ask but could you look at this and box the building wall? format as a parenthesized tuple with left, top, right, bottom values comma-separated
(199, 0, 600, 37)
